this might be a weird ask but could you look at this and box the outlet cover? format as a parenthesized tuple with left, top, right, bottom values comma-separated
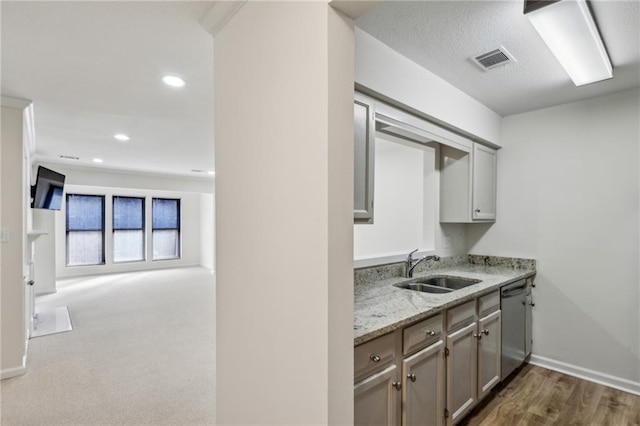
(1, 227, 9, 243)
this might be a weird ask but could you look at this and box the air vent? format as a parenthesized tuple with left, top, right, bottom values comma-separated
(471, 46, 517, 71)
(59, 155, 80, 160)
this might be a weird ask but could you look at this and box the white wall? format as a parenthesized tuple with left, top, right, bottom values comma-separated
(355, 27, 503, 146)
(214, 2, 353, 423)
(355, 135, 437, 259)
(1, 103, 27, 377)
(54, 184, 202, 278)
(199, 193, 214, 271)
(468, 88, 640, 389)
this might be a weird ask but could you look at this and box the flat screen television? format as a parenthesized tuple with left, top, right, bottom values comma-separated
(31, 166, 65, 210)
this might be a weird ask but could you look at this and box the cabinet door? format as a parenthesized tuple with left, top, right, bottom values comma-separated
(477, 310, 501, 400)
(354, 93, 375, 224)
(472, 143, 497, 221)
(446, 322, 478, 425)
(355, 364, 400, 426)
(402, 340, 445, 426)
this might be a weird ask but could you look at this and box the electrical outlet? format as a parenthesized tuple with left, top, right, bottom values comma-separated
(443, 234, 451, 249)
(0, 227, 9, 243)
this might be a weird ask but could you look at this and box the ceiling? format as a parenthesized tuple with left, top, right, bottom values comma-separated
(2, 1, 638, 178)
(357, 1, 640, 116)
(1, 1, 215, 177)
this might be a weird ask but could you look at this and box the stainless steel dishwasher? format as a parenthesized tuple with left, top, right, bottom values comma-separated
(501, 279, 532, 379)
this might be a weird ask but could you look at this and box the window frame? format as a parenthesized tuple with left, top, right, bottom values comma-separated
(112, 195, 146, 263)
(151, 197, 181, 261)
(65, 193, 106, 267)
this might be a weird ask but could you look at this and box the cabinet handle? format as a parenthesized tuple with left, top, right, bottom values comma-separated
(473, 333, 482, 340)
(392, 381, 402, 391)
(370, 355, 381, 363)
(482, 329, 489, 336)
(425, 330, 436, 337)
(475, 208, 481, 213)
(530, 302, 536, 307)
(407, 374, 416, 382)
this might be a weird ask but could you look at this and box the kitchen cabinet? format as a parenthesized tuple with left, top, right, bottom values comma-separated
(355, 293, 502, 426)
(445, 292, 501, 425)
(446, 319, 478, 424)
(477, 309, 501, 400)
(355, 314, 444, 426)
(354, 92, 375, 224)
(440, 142, 497, 223)
(355, 364, 401, 426)
(402, 340, 445, 426)
(472, 143, 497, 220)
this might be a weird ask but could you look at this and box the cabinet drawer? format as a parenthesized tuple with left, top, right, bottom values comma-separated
(478, 290, 500, 317)
(446, 300, 475, 332)
(403, 313, 443, 355)
(355, 332, 396, 382)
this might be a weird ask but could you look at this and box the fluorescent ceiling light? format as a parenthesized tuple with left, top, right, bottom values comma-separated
(162, 75, 186, 87)
(114, 134, 130, 141)
(92, 158, 103, 163)
(207, 171, 215, 175)
(525, 0, 612, 86)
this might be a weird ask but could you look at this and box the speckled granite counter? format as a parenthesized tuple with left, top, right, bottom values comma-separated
(354, 256, 536, 346)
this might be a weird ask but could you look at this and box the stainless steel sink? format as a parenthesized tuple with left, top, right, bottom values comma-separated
(394, 276, 482, 294)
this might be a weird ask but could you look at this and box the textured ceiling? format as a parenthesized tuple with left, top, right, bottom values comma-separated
(356, 1, 640, 116)
(2, 1, 214, 177)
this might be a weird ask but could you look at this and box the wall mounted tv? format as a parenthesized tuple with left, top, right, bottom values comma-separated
(31, 166, 66, 210)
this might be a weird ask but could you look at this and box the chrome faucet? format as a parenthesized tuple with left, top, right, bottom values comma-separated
(406, 249, 440, 278)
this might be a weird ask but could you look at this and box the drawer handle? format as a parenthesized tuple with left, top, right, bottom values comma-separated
(425, 330, 436, 337)
(473, 333, 482, 340)
(392, 381, 402, 391)
(482, 329, 489, 336)
(370, 355, 381, 363)
(407, 373, 416, 382)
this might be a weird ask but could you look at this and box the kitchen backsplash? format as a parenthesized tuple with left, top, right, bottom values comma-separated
(354, 254, 536, 286)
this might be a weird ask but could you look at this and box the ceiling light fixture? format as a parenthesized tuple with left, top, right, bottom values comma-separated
(93, 158, 103, 163)
(207, 171, 215, 176)
(162, 75, 186, 87)
(114, 134, 130, 141)
(524, 0, 612, 86)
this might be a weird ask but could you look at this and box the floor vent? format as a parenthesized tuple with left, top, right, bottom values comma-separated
(472, 46, 517, 71)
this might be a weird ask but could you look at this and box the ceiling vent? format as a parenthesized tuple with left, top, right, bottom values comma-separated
(471, 46, 517, 71)
(59, 155, 80, 160)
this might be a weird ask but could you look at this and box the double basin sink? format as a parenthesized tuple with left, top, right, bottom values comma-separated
(394, 276, 481, 294)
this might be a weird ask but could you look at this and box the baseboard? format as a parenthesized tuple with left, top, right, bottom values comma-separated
(0, 351, 27, 380)
(529, 354, 640, 396)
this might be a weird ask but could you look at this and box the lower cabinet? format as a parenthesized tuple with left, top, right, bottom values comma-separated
(402, 340, 445, 426)
(477, 309, 501, 400)
(354, 364, 401, 426)
(446, 322, 478, 424)
(355, 291, 503, 426)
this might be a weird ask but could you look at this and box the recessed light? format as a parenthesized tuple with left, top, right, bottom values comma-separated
(114, 134, 130, 141)
(93, 158, 103, 163)
(162, 75, 185, 87)
(207, 171, 215, 175)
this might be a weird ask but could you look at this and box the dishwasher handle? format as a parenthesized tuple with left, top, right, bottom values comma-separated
(501, 284, 526, 299)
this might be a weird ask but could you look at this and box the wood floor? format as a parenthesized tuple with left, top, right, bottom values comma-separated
(460, 363, 640, 426)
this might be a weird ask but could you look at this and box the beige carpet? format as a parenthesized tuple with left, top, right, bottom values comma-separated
(0, 267, 216, 425)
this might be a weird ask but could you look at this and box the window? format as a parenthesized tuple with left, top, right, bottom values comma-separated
(66, 194, 105, 266)
(113, 196, 145, 263)
(152, 198, 180, 260)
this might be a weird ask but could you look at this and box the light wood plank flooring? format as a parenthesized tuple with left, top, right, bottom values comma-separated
(460, 363, 640, 426)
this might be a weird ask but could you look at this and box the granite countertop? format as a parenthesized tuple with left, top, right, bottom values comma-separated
(354, 261, 536, 346)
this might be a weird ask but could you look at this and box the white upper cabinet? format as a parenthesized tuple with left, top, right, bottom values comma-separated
(472, 144, 497, 221)
(354, 92, 376, 224)
(440, 142, 497, 223)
